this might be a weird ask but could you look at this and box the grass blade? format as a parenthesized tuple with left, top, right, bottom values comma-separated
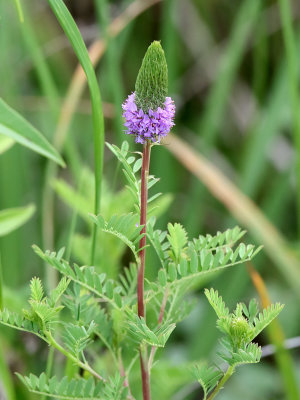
(13, 0, 24, 22)
(46, 0, 105, 264)
(0, 98, 65, 166)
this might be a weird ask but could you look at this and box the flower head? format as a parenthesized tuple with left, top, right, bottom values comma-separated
(122, 92, 175, 144)
(122, 41, 175, 144)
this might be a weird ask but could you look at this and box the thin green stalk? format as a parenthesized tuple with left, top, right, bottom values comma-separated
(13, 0, 24, 22)
(45, 331, 105, 381)
(278, 0, 300, 234)
(46, 0, 105, 265)
(20, 5, 61, 292)
(21, 7, 60, 119)
(0, 254, 16, 400)
(40, 347, 55, 400)
(95, 0, 124, 145)
(0, 345, 16, 400)
(207, 366, 235, 400)
(252, 14, 269, 102)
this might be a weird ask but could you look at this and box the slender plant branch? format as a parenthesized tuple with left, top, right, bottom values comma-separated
(206, 366, 235, 400)
(137, 141, 151, 400)
(118, 350, 135, 400)
(45, 331, 105, 382)
(148, 288, 169, 370)
(139, 347, 151, 400)
(137, 141, 151, 318)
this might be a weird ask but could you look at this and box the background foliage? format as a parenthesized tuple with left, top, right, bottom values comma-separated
(0, 0, 299, 399)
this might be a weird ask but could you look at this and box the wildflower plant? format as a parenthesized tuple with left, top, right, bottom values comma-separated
(0, 40, 283, 400)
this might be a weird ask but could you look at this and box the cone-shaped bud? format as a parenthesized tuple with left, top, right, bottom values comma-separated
(135, 41, 168, 112)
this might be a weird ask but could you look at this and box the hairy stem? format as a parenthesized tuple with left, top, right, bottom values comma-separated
(207, 366, 234, 400)
(137, 141, 151, 400)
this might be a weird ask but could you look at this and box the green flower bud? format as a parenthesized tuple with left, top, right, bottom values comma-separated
(230, 316, 250, 347)
(135, 41, 168, 112)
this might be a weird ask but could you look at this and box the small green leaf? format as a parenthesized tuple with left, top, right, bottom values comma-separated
(133, 158, 142, 173)
(158, 269, 167, 286)
(0, 204, 35, 236)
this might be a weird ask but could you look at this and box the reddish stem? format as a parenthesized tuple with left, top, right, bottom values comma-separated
(137, 141, 151, 400)
(137, 141, 151, 318)
(140, 351, 151, 400)
(148, 288, 169, 369)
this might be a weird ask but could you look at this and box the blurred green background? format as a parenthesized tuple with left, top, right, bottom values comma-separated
(0, 0, 300, 399)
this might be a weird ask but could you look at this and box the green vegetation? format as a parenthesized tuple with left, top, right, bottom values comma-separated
(0, 1, 299, 399)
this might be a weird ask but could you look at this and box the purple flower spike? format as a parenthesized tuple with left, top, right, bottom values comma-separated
(122, 92, 175, 144)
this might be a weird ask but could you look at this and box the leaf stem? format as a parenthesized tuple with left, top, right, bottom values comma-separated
(45, 331, 105, 382)
(207, 366, 235, 400)
(137, 141, 151, 400)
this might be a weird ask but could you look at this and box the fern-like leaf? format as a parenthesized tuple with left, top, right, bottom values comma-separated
(204, 288, 229, 319)
(33, 246, 124, 309)
(16, 373, 128, 400)
(0, 308, 46, 341)
(90, 213, 144, 263)
(167, 223, 188, 262)
(249, 303, 284, 341)
(228, 342, 262, 366)
(127, 314, 175, 348)
(30, 277, 44, 302)
(61, 322, 96, 358)
(191, 364, 223, 400)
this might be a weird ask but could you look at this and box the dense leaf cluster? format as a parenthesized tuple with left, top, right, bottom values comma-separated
(0, 142, 283, 400)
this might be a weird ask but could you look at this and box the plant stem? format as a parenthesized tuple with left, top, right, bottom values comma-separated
(207, 366, 235, 400)
(139, 348, 151, 400)
(148, 288, 169, 370)
(137, 141, 151, 400)
(45, 331, 105, 382)
(137, 141, 151, 319)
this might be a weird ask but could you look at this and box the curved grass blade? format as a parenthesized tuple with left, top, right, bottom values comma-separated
(0, 99, 64, 166)
(13, 0, 24, 22)
(46, 0, 105, 264)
